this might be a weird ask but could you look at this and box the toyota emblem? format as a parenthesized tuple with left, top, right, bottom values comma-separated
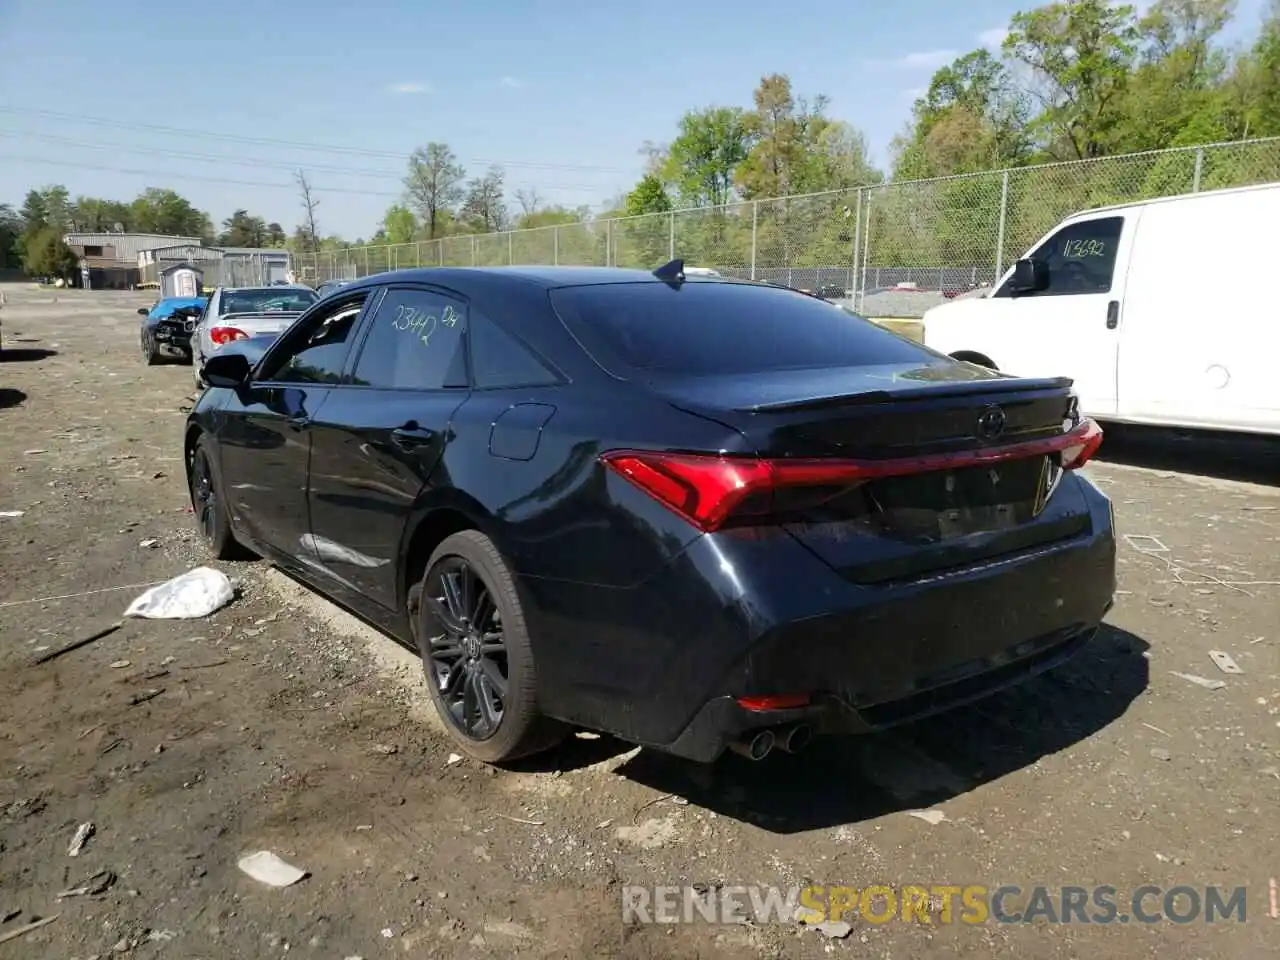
(976, 405, 1007, 440)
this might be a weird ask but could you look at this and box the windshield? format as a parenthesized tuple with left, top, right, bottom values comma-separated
(548, 281, 928, 378)
(221, 288, 316, 315)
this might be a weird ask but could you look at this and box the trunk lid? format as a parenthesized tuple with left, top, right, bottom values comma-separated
(653, 360, 1092, 583)
(216, 311, 303, 338)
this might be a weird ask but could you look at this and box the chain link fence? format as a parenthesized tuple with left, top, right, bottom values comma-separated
(294, 136, 1280, 317)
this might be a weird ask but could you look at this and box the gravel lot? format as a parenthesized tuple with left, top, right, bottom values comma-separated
(1, 285, 1278, 959)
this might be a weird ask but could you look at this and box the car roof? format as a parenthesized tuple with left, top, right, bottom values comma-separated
(222, 284, 314, 293)
(339, 265, 737, 293)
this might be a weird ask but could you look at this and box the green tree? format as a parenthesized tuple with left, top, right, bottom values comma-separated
(130, 188, 213, 238)
(381, 204, 418, 243)
(893, 50, 1032, 178)
(19, 190, 49, 232)
(1237, 0, 1280, 136)
(1003, 0, 1141, 160)
(1110, 0, 1238, 150)
(266, 222, 288, 246)
(663, 106, 751, 207)
(405, 142, 466, 239)
(71, 196, 133, 232)
(219, 209, 269, 247)
(0, 203, 21, 269)
(21, 227, 79, 280)
(624, 175, 672, 216)
(733, 74, 875, 199)
(512, 205, 586, 229)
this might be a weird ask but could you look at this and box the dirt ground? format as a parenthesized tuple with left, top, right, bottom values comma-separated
(1, 285, 1278, 959)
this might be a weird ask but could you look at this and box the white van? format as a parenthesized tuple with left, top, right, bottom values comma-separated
(919, 182, 1280, 437)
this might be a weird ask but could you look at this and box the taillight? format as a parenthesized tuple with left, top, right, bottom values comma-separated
(1059, 417, 1103, 470)
(601, 418, 1104, 532)
(210, 326, 249, 345)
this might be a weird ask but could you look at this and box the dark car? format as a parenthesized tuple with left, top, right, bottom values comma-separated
(316, 279, 351, 298)
(184, 262, 1115, 765)
(138, 296, 207, 365)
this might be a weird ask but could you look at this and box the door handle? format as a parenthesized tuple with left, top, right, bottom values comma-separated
(287, 415, 311, 431)
(1105, 300, 1119, 330)
(390, 424, 436, 450)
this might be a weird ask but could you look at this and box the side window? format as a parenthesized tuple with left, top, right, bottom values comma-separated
(351, 287, 468, 390)
(259, 297, 367, 385)
(470, 311, 559, 388)
(995, 216, 1124, 298)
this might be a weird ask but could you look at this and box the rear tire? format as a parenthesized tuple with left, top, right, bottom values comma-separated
(411, 530, 566, 764)
(188, 435, 251, 560)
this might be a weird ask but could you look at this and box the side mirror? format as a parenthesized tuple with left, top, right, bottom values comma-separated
(201, 350, 252, 389)
(1009, 258, 1050, 295)
(137, 307, 149, 316)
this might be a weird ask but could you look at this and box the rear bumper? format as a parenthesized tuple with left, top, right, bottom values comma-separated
(663, 622, 1100, 762)
(526, 478, 1117, 761)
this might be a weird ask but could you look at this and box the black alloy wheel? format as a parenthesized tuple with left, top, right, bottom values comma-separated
(424, 555, 509, 740)
(188, 437, 248, 560)
(412, 530, 565, 763)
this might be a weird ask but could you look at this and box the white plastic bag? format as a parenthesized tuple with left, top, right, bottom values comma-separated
(125, 567, 235, 619)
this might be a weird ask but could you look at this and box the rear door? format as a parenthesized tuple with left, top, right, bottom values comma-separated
(305, 283, 471, 608)
(1118, 186, 1280, 432)
(982, 212, 1136, 418)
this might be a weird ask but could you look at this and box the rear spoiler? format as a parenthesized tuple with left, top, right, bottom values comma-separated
(742, 375, 1075, 413)
(216, 311, 303, 322)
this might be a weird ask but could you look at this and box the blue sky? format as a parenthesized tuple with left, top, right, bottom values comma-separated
(0, 0, 1269, 239)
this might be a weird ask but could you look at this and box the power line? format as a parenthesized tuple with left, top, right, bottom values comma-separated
(0, 104, 634, 174)
(0, 151, 403, 197)
(0, 130, 610, 194)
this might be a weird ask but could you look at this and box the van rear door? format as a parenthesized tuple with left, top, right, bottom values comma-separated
(1116, 185, 1280, 434)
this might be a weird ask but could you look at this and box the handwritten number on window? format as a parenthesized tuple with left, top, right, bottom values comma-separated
(1063, 238, 1107, 259)
(391, 303, 439, 347)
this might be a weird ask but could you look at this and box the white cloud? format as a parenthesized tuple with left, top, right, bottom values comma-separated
(499, 76, 526, 89)
(978, 26, 1009, 47)
(897, 49, 957, 69)
(387, 82, 430, 95)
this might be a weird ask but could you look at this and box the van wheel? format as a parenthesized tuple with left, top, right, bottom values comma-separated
(951, 351, 997, 370)
(412, 530, 566, 764)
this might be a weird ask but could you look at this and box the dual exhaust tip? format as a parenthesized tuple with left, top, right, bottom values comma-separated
(728, 723, 812, 761)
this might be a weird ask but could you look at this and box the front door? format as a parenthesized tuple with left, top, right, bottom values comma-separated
(219, 290, 373, 569)
(307, 284, 471, 608)
(984, 213, 1133, 418)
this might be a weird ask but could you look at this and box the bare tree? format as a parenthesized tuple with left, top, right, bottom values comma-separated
(639, 140, 669, 177)
(404, 143, 466, 240)
(461, 166, 509, 233)
(296, 169, 320, 252)
(514, 187, 543, 216)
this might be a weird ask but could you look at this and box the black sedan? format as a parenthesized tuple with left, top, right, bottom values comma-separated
(184, 262, 1116, 764)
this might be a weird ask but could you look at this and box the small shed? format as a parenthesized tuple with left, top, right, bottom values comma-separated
(160, 262, 204, 299)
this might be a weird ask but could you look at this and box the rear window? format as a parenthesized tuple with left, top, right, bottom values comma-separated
(548, 281, 928, 378)
(222, 288, 317, 315)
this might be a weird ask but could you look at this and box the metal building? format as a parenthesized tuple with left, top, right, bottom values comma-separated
(140, 244, 293, 288)
(67, 232, 203, 289)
